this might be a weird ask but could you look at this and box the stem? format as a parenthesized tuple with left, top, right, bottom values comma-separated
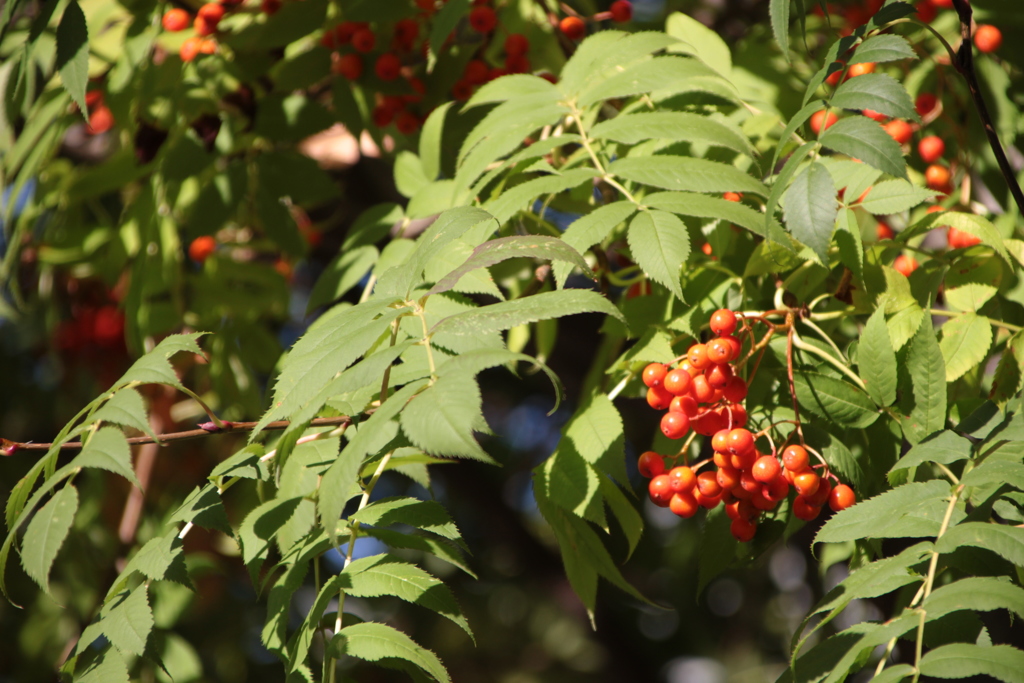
(607, 371, 634, 401)
(800, 316, 847, 361)
(927, 308, 1024, 333)
(786, 318, 804, 443)
(414, 303, 437, 380)
(791, 328, 868, 391)
(569, 103, 640, 204)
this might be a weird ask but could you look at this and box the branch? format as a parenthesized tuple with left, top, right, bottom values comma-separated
(948, 0, 1024, 215)
(0, 415, 354, 454)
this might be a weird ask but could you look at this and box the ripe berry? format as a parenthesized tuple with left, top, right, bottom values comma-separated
(695, 488, 722, 509)
(660, 411, 690, 439)
(697, 471, 723, 498)
(505, 33, 529, 56)
(334, 54, 363, 80)
(678, 359, 701, 378)
(806, 478, 832, 507)
(395, 111, 420, 135)
(649, 475, 673, 507)
(710, 308, 738, 336)
(933, 0, 953, 7)
(862, 109, 887, 123)
(722, 376, 748, 403)
(730, 517, 757, 542)
(711, 429, 730, 453)
(846, 61, 875, 79)
(918, 135, 945, 164)
(974, 25, 1002, 53)
(393, 18, 419, 49)
(610, 0, 632, 22)
(670, 394, 698, 417)
(825, 61, 845, 87)
(915, 92, 939, 118)
(669, 491, 699, 518)
(810, 109, 838, 135)
(668, 466, 697, 493)
(559, 16, 586, 40)
(793, 496, 821, 521)
(876, 221, 894, 240)
(727, 428, 755, 455)
(726, 403, 747, 427)
(916, 0, 938, 23)
(194, 15, 216, 36)
(883, 119, 913, 144)
(504, 54, 530, 74)
(948, 227, 981, 250)
(706, 338, 735, 365)
(638, 451, 665, 478)
(691, 374, 714, 403)
(706, 363, 732, 389)
(464, 59, 489, 85)
(723, 192, 742, 203)
(693, 408, 725, 436)
(469, 6, 497, 33)
(646, 385, 673, 410)
(352, 28, 376, 53)
(782, 445, 809, 472)
(375, 53, 402, 81)
(180, 36, 202, 62)
(925, 164, 951, 190)
(261, 0, 281, 14)
(762, 475, 790, 503)
(335, 21, 362, 44)
(162, 8, 191, 31)
(85, 105, 114, 135)
(829, 483, 857, 511)
(726, 498, 756, 521)
(663, 368, 692, 396)
(730, 448, 756, 471)
(452, 80, 474, 101)
(372, 104, 395, 127)
(189, 235, 217, 262)
(751, 455, 781, 483)
(643, 362, 668, 388)
(750, 488, 778, 511)
(893, 254, 919, 277)
(687, 343, 710, 370)
(793, 471, 821, 497)
(197, 3, 225, 23)
(717, 467, 741, 491)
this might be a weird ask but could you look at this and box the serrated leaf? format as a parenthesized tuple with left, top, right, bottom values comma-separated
(774, 102, 825, 171)
(783, 161, 838, 264)
(238, 497, 304, 582)
(858, 179, 936, 214)
(419, 102, 452, 181)
(944, 254, 1003, 312)
(112, 333, 204, 390)
(935, 522, 1024, 567)
(579, 56, 724, 107)
(919, 643, 1024, 683)
(343, 203, 404, 250)
(566, 393, 627, 481)
(307, 246, 378, 312)
(989, 331, 1024, 406)
(362, 527, 475, 577)
(902, 317, 948, 444)
(793, 371, 879, 428)
(819, 116, 907, 179)
(394, 151, 429, 199)
(343, 555, 473, 639)
(541, 447, 605, 526)
(871, 664, 915, 683)
(20, 484, 78, 593)
(961, 459, 1024, 490)
(429, 236, 589, 296)
(766, 142, 816, 238)
(645, 191, 789, 244)
(627, 210, 689, 302)
(430, 289, 624, 337)
(76, 646, 130, 683)
(589, 112, 754, 156)
(124, 532, 190, 587)
(332, 622, 451, 683)
(105, 585, 153, 657)
(555, 201, 637, 287)
(815, 480, 954, 543)
(831, 74, 917, 121)
(939, 313, 992, 382)
(70, 427, 141, 489)
(423, 238, 505, 300)
(169, 484, 232, 533)
(610, 155, 768, 196)
(598, 474, 642, 560)
(401, 373, 493, 463)
(664, 12, 732, 79)
(924, 576, 1024, 622)
(91, 389, 153, 439)
(56, 1, 89, 115)
(859, 306, 898, 406)
(836, 207, 865, 281)
(351, 498, 462, 543)
(929, 212, 1009, 264)
(851, 34, 917, 65)
(890, 430, 971, 472)
(770, 0, 791, 60)
(466, 74, 558, 107)
(484, 168, 599, 225)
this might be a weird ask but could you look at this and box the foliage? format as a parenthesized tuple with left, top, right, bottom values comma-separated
(2, 0, 1024, 681)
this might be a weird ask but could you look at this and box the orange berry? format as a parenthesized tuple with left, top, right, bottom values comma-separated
(670, 394, 699, 417)
(646, 385, 673, 411)
(730, 448, 756, 472)
(726, 498, 756, 521)
(717, 467, 741, 491)
(793, 496, 821, 521)
(162, 8, 191, 31)
(697, 471, 723, 498)
(660, 411, 690, 439)
(829, 483, 857, 511)
(846, 61, 875, 79)
(706, 363, 732, 389)
(679, 359, 701, 378)
(637, 451, 665, 478)
(727, 428, 754, 456)
(918, 135, 945, 164)
(974, 25, 1002, 53)
(723, 192, 742, 203)
(649, 474, 673, 507)
(668, 466, 697, 493)
(710, 308, 738, 336)
(706, 338, 735, 365)
(893, 254, 919, 277)
(751, 455, 781, 483)
(876, 221, 894, 240)
(883, 119, 913, 144)
(925, 164, 951, 190)
(197, 3, 225, 23)
(810, 109, 838, 135)
(663, 368, 693, 396)
(730, 517, 757, 542)
(948, 227, 981, 250)
(863, 109, 887, 122)
(782, 445, 809, 472)
(85, 105, 114, 135)
(687, 343, 710, 370)
(642, 362, 669, 388)
(915, 92, 939, 118)
(762, 475, 790, 503)
(189, 235, 217, 262)
(793, 471, 821, 497)
(711, 429, 730, 453)
(806, 478, 833, 507)
(722, 376, 748, 403)
(825, 61, 845, 87)
(559, 15, 586, 40)
(669, 491, 699, 518)
(691, 374, 714, 403)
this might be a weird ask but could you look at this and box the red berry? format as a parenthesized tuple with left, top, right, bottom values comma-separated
(893, 254, 919, 277)
(690, 374, 714, 403)
(649, 475, 673, 507)
(396, 111, 420, 135)
(375, 53, 402, 81)
(916, 0, 938, 23)
(393, 18, 419, 49)
(793, 471, 821, 497)
(974, 25, 1002, 53)
(505, 33, 529, 56)
(162, 8, 191, 31)
(660, 411, 690, 439)
(846, 61, 875, 79)
(180, 36, 202, 62)
(876, 221, 894, 240)
(711, 429, 730, 453)
(643, 363, 668, 388)
(727, 428, 754, 455)
(668, 466, 696, 493)
(646, 385, 673, 411)
(335, 21, 362, 44)
(261, 0, 281, 14)
(730, 517, 757, 542)
(726, 498, 756, 521)
(609, 0, 632, 22)
(688, 343, 710, 370)
(697, 471, 722, 498)
(883, 119, 913, 145)
(189, 235, 217, 262)
(862, 109, 887, 123)
(925, 164, 951, 190)
(663, 368, 692, 396)
(559, 16, 586, 41)
(810, 110, 838, 135)
(706, 363, 732, 389)
(334, 53, 363, 80)
(197, 3, 225, 23)
(829, 483, 857, 511)
(918, 136, 945, 164)
(723, 192, 742, 203)
(669, 394, 698, 417)
(751, 455, 780, 483)
(464, 59, 489, 85)
(782, 445, 809, 472)
(372, 104, 395, 128)
(722, 376, 748, 403)
(762, 475, 790, 503)
(637, 451, 665, 478)
(717, 466, 741, 491)
(793, 496, 821, 521)
(452, 80, 473, 101)
(469, 6, 497, 33)
(678, 359, 701, 378)
(352, 28, 376, 53)
(669, 491, 699, 518)
(825, 61, 845, 87)
(504, 54, 530, 74)
(194, 15, 216, 37)
(948, 227, 981, 250)
(915, 92, 939, 118)
(706, 338, 734, 365)
(726, 404, 747, 427)
(806, 478, 833, 507)
(85, 105, 114, 135)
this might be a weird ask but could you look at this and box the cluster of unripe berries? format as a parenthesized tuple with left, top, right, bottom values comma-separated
(557, 0, 632, 41)
(161, 0, 251, 62)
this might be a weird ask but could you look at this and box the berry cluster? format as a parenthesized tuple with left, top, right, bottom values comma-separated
(638, 309, 856, 542)
(558, 0, 632, 41)
(162, 0, 252, 62)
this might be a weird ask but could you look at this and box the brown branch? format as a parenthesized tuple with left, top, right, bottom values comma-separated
(949, 0, 1024, 216)
(0, 415, 354, 454)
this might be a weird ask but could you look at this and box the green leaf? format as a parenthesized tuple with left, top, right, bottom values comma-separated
(793, 371, 879, 428)
(609, 156, 768, 196)
(932, 213, 1009, 264)
(565, 393, 627, 482)
(112, 333, 204, 390)
(555, 201, 637, 287)
(394, 151, 430, 199)
(70, 427, 142, 489)
(769, 0, 791, 60)
(935, 522, 1024, 567)
(645, 191, 788, 244)
(419, 102, 453, 182)
(902, 317, 948, 445)
(783, 161, 838, 264)
(627, 209, 690, 302)
(540, 446, 605, 526)
(598, 474, 642, 559)
(697, 506, 739, 594)
(431, 289, 625, 338)
(773, 102, 825, 171)
(961, 459, 1024, 489)
(307, 245, 379, 312)
(435, 348, 562, 408)
(423, 239, 505, 300)
(466, 74, 558, 107)
(944, 253, 1003, 312)
(55, 1, 89, 115)
(815, 480, 954, 543)
(332, 622, 450, 683)
(919, 644, 1024, 683)
(169, 484, 232, 534)
(766, 142, 815, 238)
(20, 484, 78, 594)
(76, 646, 130, 683)
(342, 555, 473, 638)
(890, 430, 971, 472)
(362, 527, 475, 578)
(105, 585, 153, 657)
(91, 389, 154, 439)
(871, 664, 915, 683)
(989, 331, 1024, 406)
(351, 498, 463, 543)
(852, 34, 917, 65)
(859, 306, 898, 406)
(819, 116, 908, 179)
(401, 373, 493, 463)
(924, 576, 1024, 622)
(429, 236, 589, 296)
(238, 497, 304, 582)
(579, 56, 724, 107)
(123, 532, 190, 587)
(343, 203, 404, 250)
(831, 74, 917, 121)
(858, 179, 936, 215)
(560, 30, 660, 97)
(939, 313, 992, 382)
(664, 12, 732, 78)
(484, 168, 599, 225)
(589, 112, 754, 157)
